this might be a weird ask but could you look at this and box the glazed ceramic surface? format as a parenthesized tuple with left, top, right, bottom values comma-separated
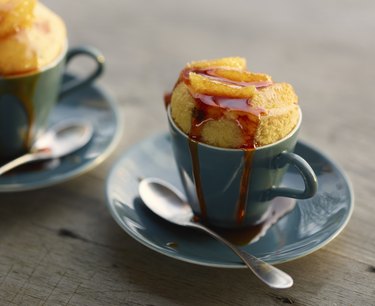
(167, 107, 317, 227)
(0, 74, 122, 192)
(105, 132, 353, 266)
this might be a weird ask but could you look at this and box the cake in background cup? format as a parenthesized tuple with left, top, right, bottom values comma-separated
(0, 0, 104, 162)
(165, 57, 317, 230)
(0, 0, 66, 76)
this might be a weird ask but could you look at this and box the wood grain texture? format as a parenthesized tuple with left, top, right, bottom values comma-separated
(1, 0, 375, 305)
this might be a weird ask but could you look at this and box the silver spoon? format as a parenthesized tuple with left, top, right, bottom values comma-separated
(139, 177, 293, 289)
(0, 118, 93, 175)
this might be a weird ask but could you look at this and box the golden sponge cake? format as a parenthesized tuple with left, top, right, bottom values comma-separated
(166, 57, 299, 149)
(0, 0, 66, 76)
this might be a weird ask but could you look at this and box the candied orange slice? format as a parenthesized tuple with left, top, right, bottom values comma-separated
(187, 57, 246, 70)
(210, 68, 272, 83)
(188, 72, 256, 98)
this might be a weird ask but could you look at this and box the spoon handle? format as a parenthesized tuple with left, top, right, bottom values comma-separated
(0, 151, 51, 176)
(187, 221, 293, 289)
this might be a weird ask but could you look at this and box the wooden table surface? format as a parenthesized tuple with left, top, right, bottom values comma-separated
(1, 0, 374, 305)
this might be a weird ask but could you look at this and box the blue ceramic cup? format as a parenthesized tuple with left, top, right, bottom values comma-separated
(168, 107, 318, 228)
(0, 45, 104, 162)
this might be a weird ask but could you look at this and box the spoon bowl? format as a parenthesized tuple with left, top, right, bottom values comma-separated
(0, 118, 93, 175)
(140, 178, 194, 226)
(139, 177, 294, 289)
(34, 118, 93, 158)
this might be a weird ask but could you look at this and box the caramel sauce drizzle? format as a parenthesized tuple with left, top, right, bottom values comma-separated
(236, 150, 254, 224)
(188, 139, 207, 219)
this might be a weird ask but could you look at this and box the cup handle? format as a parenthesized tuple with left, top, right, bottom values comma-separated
(59, 46, 105, 99)
(268, 151, 318, 200)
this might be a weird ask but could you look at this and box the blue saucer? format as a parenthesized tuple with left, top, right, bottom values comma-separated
(0, 74, 122, 192)
(105, 133, 353, 267)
